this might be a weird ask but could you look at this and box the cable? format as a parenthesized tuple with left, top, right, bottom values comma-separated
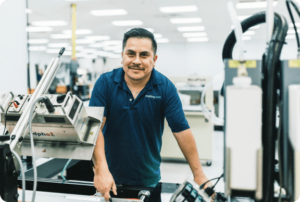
(277, 102, 283, 202)
(28, 97, 45, 202)
(286, 0, 300, 49)
(11, 149, 25, 202)
(61, 159, 72, 181)
(199, 173, 224, 190)
(3, 102, 13, 136)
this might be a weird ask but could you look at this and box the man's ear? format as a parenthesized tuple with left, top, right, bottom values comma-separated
(121, 52, 123, 64)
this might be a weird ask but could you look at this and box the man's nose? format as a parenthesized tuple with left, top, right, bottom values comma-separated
(133, 55, 141, 64)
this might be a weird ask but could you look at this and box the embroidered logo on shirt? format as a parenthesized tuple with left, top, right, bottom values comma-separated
(145, 95, 161, 99)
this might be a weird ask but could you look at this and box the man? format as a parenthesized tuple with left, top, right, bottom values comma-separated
(90, 28, 210, 201)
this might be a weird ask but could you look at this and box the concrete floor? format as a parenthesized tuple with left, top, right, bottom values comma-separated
(160, 131, 225, 193)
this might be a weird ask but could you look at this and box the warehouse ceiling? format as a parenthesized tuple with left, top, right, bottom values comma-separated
(27, 0, 299, 57)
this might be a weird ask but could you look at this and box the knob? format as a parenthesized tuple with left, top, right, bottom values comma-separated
(138, 190, 150, 201)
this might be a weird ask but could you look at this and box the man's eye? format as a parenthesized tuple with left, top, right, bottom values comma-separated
(128, 53, 134, 56)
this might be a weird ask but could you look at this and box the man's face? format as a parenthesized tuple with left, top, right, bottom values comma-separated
(122, 37, 158, 82)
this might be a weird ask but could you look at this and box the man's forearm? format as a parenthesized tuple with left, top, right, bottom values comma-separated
(173, 129, 206, 178)
(93, 117, 108, 171)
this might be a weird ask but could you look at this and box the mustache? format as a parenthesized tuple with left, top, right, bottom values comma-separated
(129, 66, 144, 70)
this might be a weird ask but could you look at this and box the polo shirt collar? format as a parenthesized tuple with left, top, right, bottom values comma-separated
(112, 67, 164, 86)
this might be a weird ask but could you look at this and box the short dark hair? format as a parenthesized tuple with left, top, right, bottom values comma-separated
(122, 28, 157, 55)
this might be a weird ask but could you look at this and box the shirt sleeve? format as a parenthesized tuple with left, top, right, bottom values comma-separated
(89, 74, 108, 117)
(164, 82, 190, 133)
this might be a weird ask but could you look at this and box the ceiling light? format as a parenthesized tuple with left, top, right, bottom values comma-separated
(236, 1, 278, 9)
(63, 29, 92, 35)
(26, 9, 32, 14)
(66, 46, 84, 51)
(159, 5, 198, 13)
(290, 23, 300, 27)
(80, 49, 97, 53)
(187, 37, 209, 42)
(242, 36, 251, 40)
(183, 32, 207, 37)
(48, 43, 69, 48)
(26, 26, 53, 32)
(103, 40, 122, 45)
(51, 34, 72, 39)
(29, 46, 46, 51)
(103, 46, 122, 51)
(90, 9, 127, 16)
(31, 21, 68, 26)
(95, 51, 115, 57)
(75, 39, 95, 44)
(287, 29, 300, 34)
(90, 43, 105, 48)
(85, 36, 110, 41)
(28, 39, 49, 44)
(242, 30, 255, 36)
(238, 16, 250, 21)
(46, 49, 61, 53)
(250, 25, 260, 29)
(63, 51, 72, 56)
(156, 38, 169, 43)
(154, 34, 163, 39)
(286, 35, 295, 39)
(170, 18, 202, 24)
(112, 20, 143, 26)
(177, 26, 205, 32)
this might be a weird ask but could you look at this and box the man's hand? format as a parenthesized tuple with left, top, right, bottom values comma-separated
(194, 175, 215, 202)
(94, 166, 117, 201)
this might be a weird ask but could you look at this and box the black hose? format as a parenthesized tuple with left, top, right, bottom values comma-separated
(286, 0, 300, 49)
(222, 12, 288, 202)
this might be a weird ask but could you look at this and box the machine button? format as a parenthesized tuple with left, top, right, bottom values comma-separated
(57, 94, 67, 104)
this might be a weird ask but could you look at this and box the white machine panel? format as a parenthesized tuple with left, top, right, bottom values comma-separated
(289, 85, 300, 199)
(226, 84, 262, 191)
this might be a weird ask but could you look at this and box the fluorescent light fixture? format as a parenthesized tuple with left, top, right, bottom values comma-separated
(28, 39, 49, 44)
(66, 46, 84, 51)
(236, 1, 278, 9)
(112, 20, 143, 26)
(80, 49, 97, 53)
(170, 18, 202, 24)
(26, 26, 53, 32)
(243, 30, 255, 36)
(250, 25, 260, 29)
(63, 29, 92, 35)
(63, 51, 72, 56)
(145, 28, 154, 33)
(154, 34, 163, 39)
(48, 43, 69, 48)
(26, 9, 32, 14)
(103, 45, 122, 51)
(90, 9, 127, 16)
(177, 26, 205, 32)
(103, 40, 122, 45)
(109, 54, 121, 58)
(46, 49, 61, 53)
(75, 39, 95, 44)
(183, 32, 207, 37)
(238, 16, 250, 21)
(90, 43, 105, 48)
(242, 36, 251, 40)
(290, 23, 300, 27)
(29, 46, 46, 51)
(95, 51, 115, 57)
(85, 35, 110, 41)
(156, 38, 169, 43)
(65, 196, 100, 201)
(31, 21, 68, 26)
(286, 35, 295, 39)
(287, 29, 300, 34)
(159, 5, 198, 13)
(51, 34, 72, 39)
(187, 37, 209, 42)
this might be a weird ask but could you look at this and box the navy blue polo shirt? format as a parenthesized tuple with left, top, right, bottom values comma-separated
(89, 67, 189, 186)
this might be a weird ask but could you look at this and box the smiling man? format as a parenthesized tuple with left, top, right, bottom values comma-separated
(90, 28, 210, 201)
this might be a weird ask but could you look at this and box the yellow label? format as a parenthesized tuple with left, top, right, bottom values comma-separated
(90, 132, 94, 136)
(229, 60, 257, 68)
(289, 60, 300, 68)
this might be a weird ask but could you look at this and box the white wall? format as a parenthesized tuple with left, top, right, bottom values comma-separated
(0, 0, 28, 94)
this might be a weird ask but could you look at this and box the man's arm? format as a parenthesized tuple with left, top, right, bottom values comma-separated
(93, 117, 117, 201)
(173, 129, 210, 187)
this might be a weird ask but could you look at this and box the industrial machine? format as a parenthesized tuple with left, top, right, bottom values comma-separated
(161, 76, 213, 166)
